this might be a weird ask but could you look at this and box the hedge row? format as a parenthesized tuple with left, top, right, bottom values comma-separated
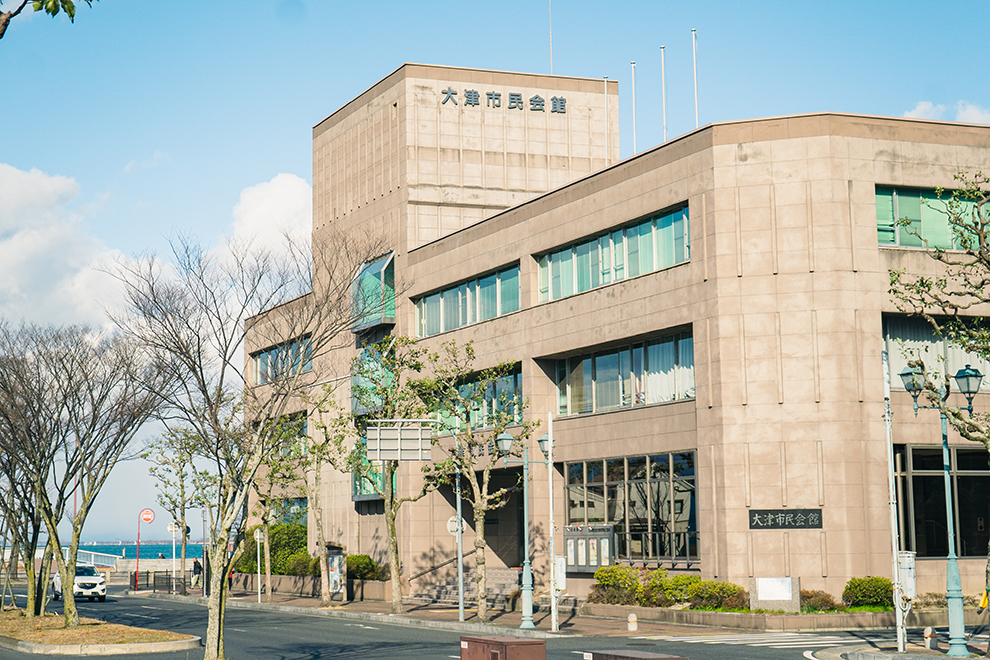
(588, 568, 897, 613)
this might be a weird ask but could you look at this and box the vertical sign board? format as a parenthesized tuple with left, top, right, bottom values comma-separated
(366, 425, 433, 461)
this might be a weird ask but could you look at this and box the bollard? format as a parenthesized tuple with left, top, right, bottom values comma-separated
(923, 626, 938, 650)
(627, 613, 638, 632)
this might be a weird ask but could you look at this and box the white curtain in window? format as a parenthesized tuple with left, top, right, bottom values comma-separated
(646, 339, 676, 403)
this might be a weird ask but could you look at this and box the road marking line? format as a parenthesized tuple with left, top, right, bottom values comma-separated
(803, 652, 816, 660)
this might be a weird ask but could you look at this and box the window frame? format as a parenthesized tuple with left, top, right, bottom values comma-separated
(415, 264, 521, 337)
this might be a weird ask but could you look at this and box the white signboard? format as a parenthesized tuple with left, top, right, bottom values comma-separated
(446, 516, 463, 537)
(366, 425, 433, 461)
(757, 577, 793, 601)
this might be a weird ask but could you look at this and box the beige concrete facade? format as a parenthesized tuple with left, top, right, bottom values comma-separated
(254, 64, 990, 600)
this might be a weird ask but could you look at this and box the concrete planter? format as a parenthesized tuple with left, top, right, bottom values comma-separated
(578, 603, 986, 631)
(347, 579, 387, 602)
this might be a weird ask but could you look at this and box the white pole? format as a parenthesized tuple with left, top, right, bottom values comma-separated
(692, 29, 699, 129)
(603, 77, 609, 166)
(256, 534, 261, 603)
(548, 0, 553, 75)
(883, 350, 907, 653)
(548, 411, 558, 633)
(661, 46, 667, 142)
(171, 527, 176, 593)
(630, 61, 637, 154)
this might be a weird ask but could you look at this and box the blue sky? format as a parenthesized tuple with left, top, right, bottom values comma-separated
(2, 0, 988, 540)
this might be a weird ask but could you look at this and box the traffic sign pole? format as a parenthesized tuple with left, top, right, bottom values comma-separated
(136, 508, 155, 590)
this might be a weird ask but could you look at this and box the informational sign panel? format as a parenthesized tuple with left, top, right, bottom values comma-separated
(366, 425, 433, 461)
(563, 525, 613, 574)
(748, 509, 822, 529)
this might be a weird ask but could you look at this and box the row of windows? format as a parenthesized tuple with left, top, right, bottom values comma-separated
(555, 332, 695, 416)
(252, 336, 312, 385)
(416, 266, 520, 337)
(539, 206, 689, 303)
(876, 186, 977, 250)
(411, 204, 690, 338)
(437, 366, 524, 432)
(566, 453, 698, 563)
(883, 315, 990, 392)
(894, 445, 990, 558)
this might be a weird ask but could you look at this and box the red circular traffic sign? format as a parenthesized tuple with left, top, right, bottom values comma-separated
(140, 508, 155, 524)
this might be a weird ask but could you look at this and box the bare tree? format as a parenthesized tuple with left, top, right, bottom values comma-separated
(110, 230, 386, 660)
(142, 428, 201, 587)
(415, 340, 537, 623)
(0, 324, 164, 627)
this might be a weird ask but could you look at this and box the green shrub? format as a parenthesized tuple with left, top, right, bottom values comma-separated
(347, 554, 380, 580)
(232, 523, 308, 576)
(637, 569, 672, 607)
(665, 574, 701, 603)
(842, 577, 893, 608)
(587, 565, 642, 605)
(687, 580, 748, 610)
(286, 551, 313, 576)
(801, 589, 844, 612)
(309, 557, 322, 576)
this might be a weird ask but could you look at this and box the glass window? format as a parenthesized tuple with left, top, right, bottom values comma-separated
(500, 267, 520, 314)
(885, 315, 990, 392)
(876, 186, 959, 249)
(253, 336, 313, 385)
(415, 265, 520, 337)
(594, 352, 622, 411)
(895, 444, 990, 557)
(537, 205, 688, 301)
(877, 187, 896, 244)
(556, 331, 694, 416)
(353, 253, 395, 330)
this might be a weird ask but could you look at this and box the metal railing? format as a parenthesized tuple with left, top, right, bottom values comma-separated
(613, 531, 700, 567)
(153, 574, 188, 594)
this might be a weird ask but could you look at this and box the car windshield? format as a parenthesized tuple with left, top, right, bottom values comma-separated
(76, 566, 98, 577)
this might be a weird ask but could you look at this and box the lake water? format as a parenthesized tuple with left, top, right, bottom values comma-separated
(80, 543, 204, 560)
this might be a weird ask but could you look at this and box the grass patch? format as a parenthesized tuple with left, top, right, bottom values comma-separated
(843, 605, 893, 613)
(0, 608, 193, 645)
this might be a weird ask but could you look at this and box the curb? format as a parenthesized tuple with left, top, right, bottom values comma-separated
(144, 592, 564, 639)
(0, 633, 202, 656)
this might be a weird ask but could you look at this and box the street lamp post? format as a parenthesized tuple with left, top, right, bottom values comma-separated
(899, 363, 983, 658)
(496, 432, 537, 629)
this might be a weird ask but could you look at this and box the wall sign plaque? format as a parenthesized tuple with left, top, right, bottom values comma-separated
(749, 509, 822, 529)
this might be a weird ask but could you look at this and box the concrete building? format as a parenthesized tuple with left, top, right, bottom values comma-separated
(250, 63, 990, 599)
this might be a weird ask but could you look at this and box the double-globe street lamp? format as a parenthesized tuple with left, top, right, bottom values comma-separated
(899, 362, 983, 657)
(496, 427, 557, 630)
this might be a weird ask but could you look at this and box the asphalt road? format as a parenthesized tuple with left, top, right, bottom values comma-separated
(0, 586, 953, 660)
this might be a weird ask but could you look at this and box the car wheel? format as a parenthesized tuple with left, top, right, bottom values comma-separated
(98, 595, 106, 602)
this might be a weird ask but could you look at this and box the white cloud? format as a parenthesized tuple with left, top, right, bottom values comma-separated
(229, 172, 312, 255)
(0, 163, 122, 326)
(955, 101, 990, 124)
(904, 101, 946, 120)
(124, 150, 173, 174)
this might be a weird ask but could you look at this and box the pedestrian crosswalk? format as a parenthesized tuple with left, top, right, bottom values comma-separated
(632, 632, 895, 649)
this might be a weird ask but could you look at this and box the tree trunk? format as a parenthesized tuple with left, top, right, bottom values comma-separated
(474, 510, 487, 622)
(34, 542, 53, 616)
(22, 545, 36, 617)
(203, 544, 229, 660)
(310, 480, 332, 607)
(384, 461, 403, 614)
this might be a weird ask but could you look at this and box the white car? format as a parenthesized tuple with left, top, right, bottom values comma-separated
(53, 564, 107, 602)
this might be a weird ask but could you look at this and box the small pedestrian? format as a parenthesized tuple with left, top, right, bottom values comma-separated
(191, 559, 203, 587)
(228, 567, 234, 589)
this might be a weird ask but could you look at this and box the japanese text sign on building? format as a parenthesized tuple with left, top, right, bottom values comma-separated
(749, 509, 822, 530)
(441, 87, 566, 114)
